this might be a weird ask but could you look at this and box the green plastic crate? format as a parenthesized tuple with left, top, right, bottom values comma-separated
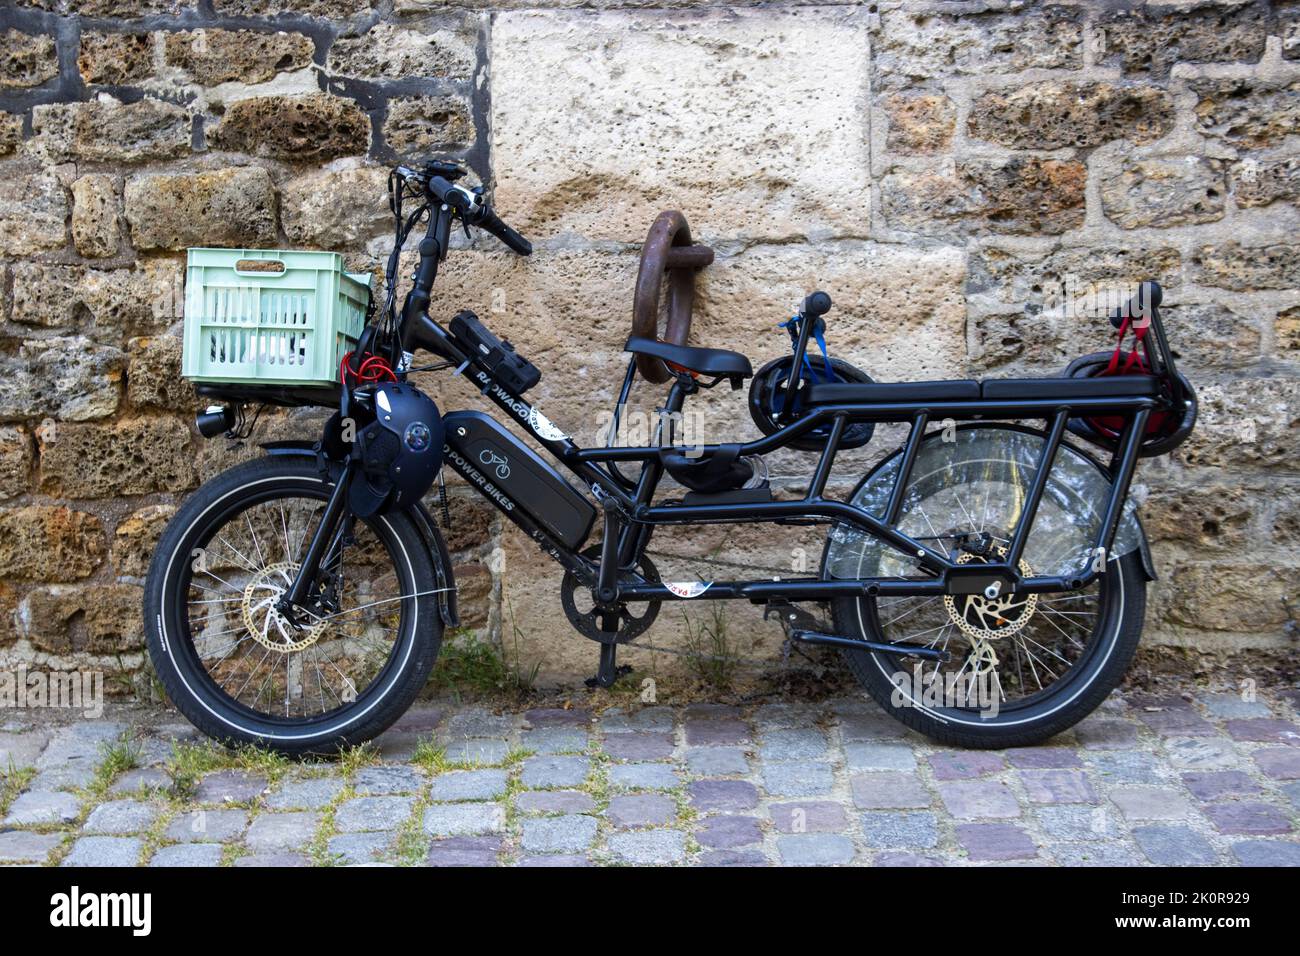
(182, 248, 372, 387)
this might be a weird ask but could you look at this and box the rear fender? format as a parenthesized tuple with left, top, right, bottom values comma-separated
(1130, 512, 1158, 582)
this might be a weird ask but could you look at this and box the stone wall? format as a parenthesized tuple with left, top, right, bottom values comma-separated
(0, 0, 1295, 689)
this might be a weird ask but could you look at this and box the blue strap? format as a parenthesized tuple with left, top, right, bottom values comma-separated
(811, 320, 832, 382)
(778, 316, 834, 383)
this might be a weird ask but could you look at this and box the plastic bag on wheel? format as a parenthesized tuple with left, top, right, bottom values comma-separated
(823, 426, 1143, 581)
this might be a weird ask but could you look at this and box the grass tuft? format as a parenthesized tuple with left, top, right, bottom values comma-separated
(679, 604, 740, 691)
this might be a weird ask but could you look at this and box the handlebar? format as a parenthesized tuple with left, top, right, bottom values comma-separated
(1109, 280, 1161, 329)
(803, 291, 832, 318)
(472, 205, 533, 256)
(394, 163, 532, 257)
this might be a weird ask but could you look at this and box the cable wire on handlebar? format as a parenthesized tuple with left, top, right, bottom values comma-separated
(380, 170, 430, 364)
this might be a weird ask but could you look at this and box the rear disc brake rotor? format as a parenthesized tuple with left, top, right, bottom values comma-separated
(560, 547, 661, 643)
(943, 547, 1038, 643)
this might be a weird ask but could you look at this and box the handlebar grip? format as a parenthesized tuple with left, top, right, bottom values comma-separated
(480, 207, 532, 256)
(1110, 280, 1162, 329)
(803, 291, 832, 318)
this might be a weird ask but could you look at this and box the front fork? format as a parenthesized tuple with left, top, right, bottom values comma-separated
(277, 460, 354, 623)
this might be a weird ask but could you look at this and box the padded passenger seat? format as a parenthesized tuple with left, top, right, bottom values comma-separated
(980, 376, 1159, 399)
(805, 375, 1160, 405)
(805, 380, 979, 404)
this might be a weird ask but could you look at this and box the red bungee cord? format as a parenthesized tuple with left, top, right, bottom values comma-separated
(340, 351, 398, 386)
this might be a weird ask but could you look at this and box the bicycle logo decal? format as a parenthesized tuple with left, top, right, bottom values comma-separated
(666, 581, 712, 598)
(479, 448, 511, 480)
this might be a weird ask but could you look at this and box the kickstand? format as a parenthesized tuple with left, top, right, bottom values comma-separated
(764, 600, 827, 673)
(585, 641, 632, 689)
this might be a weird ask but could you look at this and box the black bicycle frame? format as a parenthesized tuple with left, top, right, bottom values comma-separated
(284, 199, 1164, 621)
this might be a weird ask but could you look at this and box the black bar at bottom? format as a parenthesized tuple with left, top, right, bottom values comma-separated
(790, 629, 950, 661)
(616, 572, 1093, 603)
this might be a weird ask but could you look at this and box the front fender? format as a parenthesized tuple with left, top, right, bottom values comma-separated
(259, 441, 459, 626)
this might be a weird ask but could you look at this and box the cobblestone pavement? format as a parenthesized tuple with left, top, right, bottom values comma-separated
(1, 688, 1298, 867)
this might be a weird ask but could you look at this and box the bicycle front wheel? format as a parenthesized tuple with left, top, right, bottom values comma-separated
(144, 456, 443, 755)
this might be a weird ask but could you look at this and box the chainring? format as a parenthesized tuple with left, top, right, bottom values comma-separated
(560, 546, 661, 644)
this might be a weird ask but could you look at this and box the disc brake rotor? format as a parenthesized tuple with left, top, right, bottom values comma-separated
(943, 546, 1038, 643)
(241, 561, 328, 653)
(560, 547, 661, 644)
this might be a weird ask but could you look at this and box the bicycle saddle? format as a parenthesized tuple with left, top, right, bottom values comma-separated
(624, 336, 753, 384)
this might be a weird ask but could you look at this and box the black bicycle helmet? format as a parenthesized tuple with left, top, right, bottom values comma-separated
(1062, 351, 1197, 458)
(748, 354, 876, 451)
(348, 382, 445, 517)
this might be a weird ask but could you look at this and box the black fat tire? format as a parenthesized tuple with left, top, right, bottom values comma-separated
(144, 456, 442, 756)
(830, 553, 1145, 749)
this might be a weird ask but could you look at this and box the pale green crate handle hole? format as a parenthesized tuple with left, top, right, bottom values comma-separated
(234, 258, 287, 276)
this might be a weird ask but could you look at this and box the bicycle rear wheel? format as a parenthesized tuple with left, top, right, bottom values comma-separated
(822, 424, 1146, 748)
(145, 456, 442, 755)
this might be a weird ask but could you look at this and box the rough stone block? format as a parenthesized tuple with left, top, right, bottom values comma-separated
(873, 5, 1082, 87)
(1100, 157, 1225, 229)
(33, 97, 191, 163)
(0, 506, 104, 581)
(969, 82, 1173, 149)
(1191, 78, 1300, 148)
(71, 174, 122, 259)
(0, 27, 59, 88)
(491, 9, 871, 242)
(328, 22, 475, 79)
(1096, 3, 1268, 76)
(78, 32, 154, 85)
(882, 157, 1086, 236)
(164, 29, 314, 85)
(0, 166, 67, 255)
(209, 93, 369, 161)
(125, 166, 277, 251)
(38, 417, 197, 497)
(381, 95, 472, 160)
(281, 163, 392, 250)
(19, 583, 144, 654)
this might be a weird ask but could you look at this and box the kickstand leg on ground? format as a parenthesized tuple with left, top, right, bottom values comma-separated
(585, 641, 632, 689)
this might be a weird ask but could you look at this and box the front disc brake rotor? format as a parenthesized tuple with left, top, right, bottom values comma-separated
(560, 547, 661, 644)
(241, 561, 329, 653)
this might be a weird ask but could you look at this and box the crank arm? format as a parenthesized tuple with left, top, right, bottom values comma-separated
(789, 629, 951, 662)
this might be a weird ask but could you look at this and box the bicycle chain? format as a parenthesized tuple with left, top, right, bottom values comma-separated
(614, 550, 833, 671)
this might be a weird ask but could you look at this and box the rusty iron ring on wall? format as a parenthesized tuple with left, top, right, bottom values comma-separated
(630, 210, 714, 384)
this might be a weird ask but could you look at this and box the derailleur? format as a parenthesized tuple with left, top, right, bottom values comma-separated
(764, 600, 830, 669)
